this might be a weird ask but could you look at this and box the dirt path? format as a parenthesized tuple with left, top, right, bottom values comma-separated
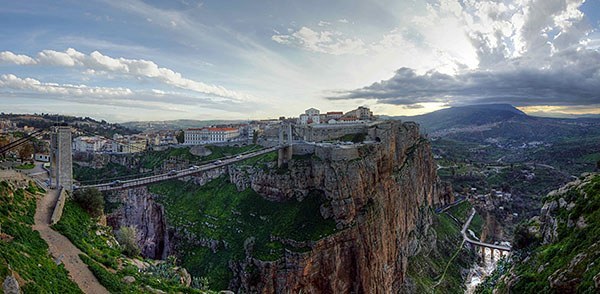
(33, 188, 110, 294)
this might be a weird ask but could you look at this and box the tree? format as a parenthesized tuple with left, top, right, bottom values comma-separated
(73, 188, 105, 218)
(176, 129, 185, 144)
(116, 226, 140, 257)
(18, 143, 34, 160)
(0, 136, 8, 148)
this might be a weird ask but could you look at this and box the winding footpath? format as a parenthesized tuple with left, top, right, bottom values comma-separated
(32, 187, 110, 294)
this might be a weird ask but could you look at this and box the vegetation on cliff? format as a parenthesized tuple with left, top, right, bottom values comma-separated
(479, 174, 600, 292)
(149, 176, 337, 290)
(0, 180, 82, 293)
(408, 205, 477, 293)
(54, 196, 213, 293)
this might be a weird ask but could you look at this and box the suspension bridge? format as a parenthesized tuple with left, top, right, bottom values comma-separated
(1, 123, 294, 192)
(79, 145, 280, 191)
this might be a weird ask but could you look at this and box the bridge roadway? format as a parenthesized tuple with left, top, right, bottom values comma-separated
(461, 208, 511, 252)
(78, 146, 281, 192)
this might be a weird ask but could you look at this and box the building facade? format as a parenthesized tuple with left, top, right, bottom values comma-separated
(72, 136, 107, 152)
(343, 106, 373, 120)
(184, 127, 241, 145)
(299, 108, 322, 125)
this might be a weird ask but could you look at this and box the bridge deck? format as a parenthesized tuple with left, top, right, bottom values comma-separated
(78, 146, 280, 192)
(461, 209, 511, 252)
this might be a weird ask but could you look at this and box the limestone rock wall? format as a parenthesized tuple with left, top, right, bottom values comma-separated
(232, 121, 449, 293)
(106, 187, 170, 260)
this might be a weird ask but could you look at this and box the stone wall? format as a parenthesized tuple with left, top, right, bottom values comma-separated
(50, 188, 68, 225)
(295, 123, 371, 142)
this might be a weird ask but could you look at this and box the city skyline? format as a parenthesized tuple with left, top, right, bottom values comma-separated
(1, 0, 600, 122)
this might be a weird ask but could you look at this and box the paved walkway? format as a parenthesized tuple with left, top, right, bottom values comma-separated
(33, 187, 109, 294)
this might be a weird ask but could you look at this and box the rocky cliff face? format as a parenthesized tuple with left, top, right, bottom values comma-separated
(106, 187, 170, 259)
(231, 121, 450, 293)
(491, 173, 600, 292)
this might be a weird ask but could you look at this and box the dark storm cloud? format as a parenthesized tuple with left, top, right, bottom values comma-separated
(329, 48, 600, 107)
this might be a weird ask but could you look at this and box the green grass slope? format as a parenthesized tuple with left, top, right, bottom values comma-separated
(407, 209, 475, 293)
(54, 198, 213, 293)
(149, 176, 337, 290)
(0, 181, 82, 293)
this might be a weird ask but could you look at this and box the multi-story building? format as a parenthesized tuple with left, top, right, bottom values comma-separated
(111, 134, 147, 153)
(326, 111, 343, 120)
(298, 108, 322, 125)
(184, 127, 240, 145)
(0, 119, 16, 133)
(72, 136, 107, 153)
(343, 106, 373, 120)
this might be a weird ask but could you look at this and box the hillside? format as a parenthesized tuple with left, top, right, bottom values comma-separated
(478, 173, 600, 292)
(0, 177, 81, 293)
(0, 113, 136, 138)
(394, 104, 600, 142)
(395, 104, 528, 132)
(395, 104, 600, 174)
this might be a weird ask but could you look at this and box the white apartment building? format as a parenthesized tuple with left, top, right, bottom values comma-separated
(72, 136, 107, 153)
(184, 127, 240, 145)
(298, 108, 322, 125)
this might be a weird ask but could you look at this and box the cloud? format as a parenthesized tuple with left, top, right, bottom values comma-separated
(330, 0, 598, 109)
(0, 51, 37, 65)
(338, 19, 349, 24)
(272, 27, 367, 55)
(0, 74, 132, 97)
(330, 48, 600, 107)
(318, 21, 331, 27)
(0, 74, 257, 113)
(0, 48, 252, 101)
(402, 104, 425, 109)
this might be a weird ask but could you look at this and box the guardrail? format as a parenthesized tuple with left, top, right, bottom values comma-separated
(50, 188, 68, 225)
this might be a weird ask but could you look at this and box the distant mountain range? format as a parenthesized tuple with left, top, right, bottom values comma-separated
(121, 119, 246, 132)
(389, 104, 600, 142)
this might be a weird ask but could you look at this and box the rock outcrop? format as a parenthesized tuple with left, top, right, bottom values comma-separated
(2, 275, 20, 294)
(231, 121, 450, 293)
(106, 187, 170, 259)
(494, 173, 600, 292)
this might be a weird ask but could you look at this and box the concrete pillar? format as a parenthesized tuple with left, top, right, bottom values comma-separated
(278, 124, 283, 146)
(277, 123, 293, 168)
(51, 126, 73, 190)
(481, 246, 486, 263)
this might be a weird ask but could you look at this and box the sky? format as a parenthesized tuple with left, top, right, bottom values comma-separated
(1, 0, 599, 122)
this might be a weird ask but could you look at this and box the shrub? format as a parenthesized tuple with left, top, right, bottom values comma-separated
(513, 222, 539, 251)
(72, 188, 104, 218)
(116, 226, 141, 257)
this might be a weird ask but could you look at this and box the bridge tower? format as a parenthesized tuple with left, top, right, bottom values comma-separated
(50, 126, 73, 190)
(277, 123, 293, 168)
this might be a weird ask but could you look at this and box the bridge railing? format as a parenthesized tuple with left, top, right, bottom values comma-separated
(77, 146, 280, 191)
